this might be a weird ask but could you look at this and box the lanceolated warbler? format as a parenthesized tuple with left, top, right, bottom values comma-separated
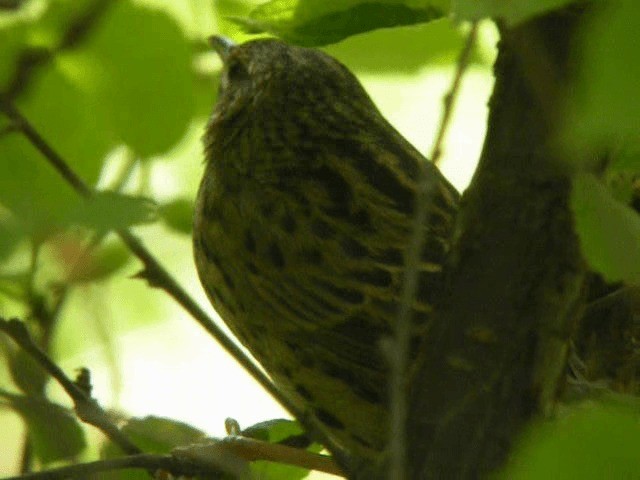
(193, 36, 459, 460)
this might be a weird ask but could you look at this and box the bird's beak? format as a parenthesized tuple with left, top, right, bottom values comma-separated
(208, 35, 236, 63)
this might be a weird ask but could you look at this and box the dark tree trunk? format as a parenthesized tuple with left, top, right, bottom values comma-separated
(405, 6, 591, 478)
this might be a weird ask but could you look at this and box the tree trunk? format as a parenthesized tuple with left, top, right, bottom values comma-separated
(406, 6, 590, 478)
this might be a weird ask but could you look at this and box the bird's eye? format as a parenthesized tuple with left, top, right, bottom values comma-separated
(226, 60, 248, 83)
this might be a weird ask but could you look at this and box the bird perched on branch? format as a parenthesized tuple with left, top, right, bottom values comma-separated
(193, 36, 459, 461)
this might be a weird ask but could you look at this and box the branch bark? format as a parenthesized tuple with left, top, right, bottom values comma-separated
(406, 7, 591, 478)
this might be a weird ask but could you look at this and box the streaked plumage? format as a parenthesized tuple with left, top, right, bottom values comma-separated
(193, 37, 459, 458)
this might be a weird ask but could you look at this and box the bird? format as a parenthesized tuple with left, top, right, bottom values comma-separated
(193, 35, 460, 462)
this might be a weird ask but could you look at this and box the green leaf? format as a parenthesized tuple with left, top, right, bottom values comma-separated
(83, 0, 196, 157)
(66, 242, 132, 284)
(606, 170, 635, 205)
(503, 399, 640, 479)
(65, 191, 157, 233)
(452, 0, 574, 25)
(7, 348, 49, 396)
(99, 416, 207, 480)
(159, 198, 194, 234)
(2, 392, 86, 463)
(0, 15, 29, 92)
(563, 1, 640, 155)
(231, 0, 449, 46)
(242, 418, 309, 445)
(0, 212, 24, 262)
(610, 143, 640, 173)
(243, 419, 322, 480)
(0, 0, 198, 236)
(0, 126, 104, 238)
(0, 5, 115, 234)
(105, 416, 207, 456)
(571, 173, 640, 284)
(326, 16, 484, 74)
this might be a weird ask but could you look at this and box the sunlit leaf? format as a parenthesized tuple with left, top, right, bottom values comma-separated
(243, 419, 323, 480)
(84, 0, 196, 157)
(65, 242, 132, 284)
(609, 143, 640, 173)
(7, 348, 49, 396)
(65, 191, 157, 233)
(99, 416, 207, 480)
(105, 416, 207, 456)
(563, 1, 640, 155)
(231, 0, 449, 46)
(159, 198, 194, 235)
(452, 0, 574, 25)
(0, 17, 29, 91)
(571, 173, 640, 284)
(3, 392, 86, 463)
(504, 398, 640, 479)
(326, 17, 484, 74)
(0, 213, 24, 261)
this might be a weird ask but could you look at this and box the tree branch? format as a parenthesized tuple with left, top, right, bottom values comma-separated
(0, 453, 213, 480)
(0, 317, 141, 455)
(4, 0, 113, 102)
(407, 7, 591, 478)
(0, 98, 345, 459)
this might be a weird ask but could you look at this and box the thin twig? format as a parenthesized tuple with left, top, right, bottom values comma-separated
(0, 99, 305, 433)
(431, 23, 480, 168)
(4, 0, 112, 101)
(219, 436, 344, 476)
(174, 437, 343, 477)
(389, 21, 479, 480)
(0, 436, 343, 480)
(0, 453, 203, 480)
(0, 317, 141, 455)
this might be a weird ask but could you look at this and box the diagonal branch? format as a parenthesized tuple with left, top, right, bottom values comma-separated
(0, 453, 213, 480)
(0, 97, 341, 456)
(0, 317, 141, 455)
(4, 0, 113, 102)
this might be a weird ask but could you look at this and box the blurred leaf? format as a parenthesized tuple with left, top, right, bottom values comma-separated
(159, 198, 194, 234)
(65, 242, 132, 284)
(0, 212, 24, 261)
(231, 0, 449, 46)
(0, 29, 116, 236)
(83, 0, 196, 157)
(34, 0, 100, 46)
(571, 173, 640, 284)
(606, 170, 635, 205)
(563, 1, 640, 155)
(99, 416, 207, 480)
(2, 392, 86, 463)
(452, 0, 574, 25)
(7, 348, 48, 395)
(0, 133, 87, 236)
(0, 16, 29, 91)
(66, 191, 157, 233)
(215, 0, 259, 42)
(1, 0, 198, 236)
(610, 143, 640, 173)
(503, 399, 640, 479)
(326, 17, 483, 74)
(105, 416, 207, 456)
